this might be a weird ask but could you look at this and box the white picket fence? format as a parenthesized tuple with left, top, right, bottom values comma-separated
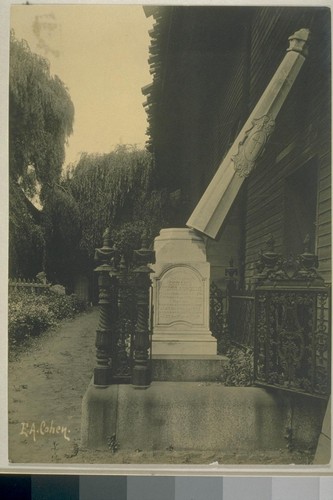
(8, 278, 50, 294)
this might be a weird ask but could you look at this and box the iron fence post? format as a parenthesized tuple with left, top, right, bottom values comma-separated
(132, 236, 155, 389)
(225, 257, 238, 340)
(93, 228, 118, 386)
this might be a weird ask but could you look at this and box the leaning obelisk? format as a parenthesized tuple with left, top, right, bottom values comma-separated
(187, 29, 310, 240)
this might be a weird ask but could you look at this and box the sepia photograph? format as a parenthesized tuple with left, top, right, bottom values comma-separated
(6, 2, 331, 470)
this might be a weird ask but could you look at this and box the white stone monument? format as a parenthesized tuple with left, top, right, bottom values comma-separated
(152, 228, 217, 355)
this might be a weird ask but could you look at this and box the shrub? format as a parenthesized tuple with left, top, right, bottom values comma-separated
(8, 288, 87, 346)
(222, 347, 254, 386)
(8, 290, 56, 344)
(47, 292, 87, 320)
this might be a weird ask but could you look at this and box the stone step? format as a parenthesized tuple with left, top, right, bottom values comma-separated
(152, 354, 228, 382)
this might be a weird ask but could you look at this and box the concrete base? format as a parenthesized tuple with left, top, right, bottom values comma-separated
(81, 382, 327, 455)
(313, 396, 331, 465)
(314, 433, 331, 465)
(152, 334, 217, 355)
(152, 354, 228, 382)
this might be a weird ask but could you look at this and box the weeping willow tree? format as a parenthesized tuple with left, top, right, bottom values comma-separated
(9, 178, 45, 279)
(9, 31, 75, 279)
(9, 30, 74, 199)
(42, 187, 82, 287)
(65, 145, 171, 263)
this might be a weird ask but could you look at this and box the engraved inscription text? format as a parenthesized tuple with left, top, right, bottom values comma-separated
(158, 267, 204, 325)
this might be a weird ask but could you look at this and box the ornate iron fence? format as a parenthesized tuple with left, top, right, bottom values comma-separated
(225, 235, 331, 398)
(225, 259, 255, 349)
(254, 284, 330, 397)
(93, 228, 155, 387)
(253, 235, 331, 398)
(228, 289, 255, 348)
(111, 256, 136, 383)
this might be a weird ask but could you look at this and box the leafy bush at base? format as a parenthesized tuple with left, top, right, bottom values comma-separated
(222, 347, 254, 386)
(8, 288, 87, 345)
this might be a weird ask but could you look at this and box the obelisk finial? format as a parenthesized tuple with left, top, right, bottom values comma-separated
(287, 28, 310, 57)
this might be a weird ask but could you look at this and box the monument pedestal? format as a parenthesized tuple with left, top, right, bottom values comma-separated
(152, 354, 228, 381)
(152, 228, 216, 356)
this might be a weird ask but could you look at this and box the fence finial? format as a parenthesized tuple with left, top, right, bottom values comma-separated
(102, 227, 112, 248)
(266, 233, 275, 252)
(303, 233, 311, 253)
(298, 233, 319, 278)
(225, 257, 238, 279)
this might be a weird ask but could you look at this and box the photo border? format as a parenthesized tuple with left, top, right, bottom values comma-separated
(1, 0, 332, 477)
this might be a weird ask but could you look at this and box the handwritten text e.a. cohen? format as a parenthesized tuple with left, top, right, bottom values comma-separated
(20, 421, 70, 442)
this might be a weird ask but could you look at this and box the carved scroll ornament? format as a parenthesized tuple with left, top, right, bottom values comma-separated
(232, 115, 275, 177)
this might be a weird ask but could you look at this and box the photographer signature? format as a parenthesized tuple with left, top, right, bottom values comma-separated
(20, 420, 70, 442)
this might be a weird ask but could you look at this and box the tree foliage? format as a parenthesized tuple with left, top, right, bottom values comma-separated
(9, 178, 45, 279)
(9, 30, 74, 199)
(42, 186, 82, 287)
(8, 31, 172, 284)
(9, 31, 75, 280)
(65, 145, 170, 260)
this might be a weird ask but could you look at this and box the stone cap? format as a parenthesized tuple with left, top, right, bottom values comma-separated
(154, 228, 207, 263)
(156, 228, 204, 241)
(287, 28, 310, 57)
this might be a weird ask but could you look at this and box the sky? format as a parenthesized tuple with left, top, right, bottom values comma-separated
(10, 4, 154, 168)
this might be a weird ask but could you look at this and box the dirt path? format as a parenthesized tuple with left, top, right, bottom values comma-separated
(8, 307, 98, 464)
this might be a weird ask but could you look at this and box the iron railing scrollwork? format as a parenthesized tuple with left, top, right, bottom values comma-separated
(254, 284, 330, 398)
(253, 234, 331, 398)
(111, 255, 136, 383)
(225, 234, 331, 398)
